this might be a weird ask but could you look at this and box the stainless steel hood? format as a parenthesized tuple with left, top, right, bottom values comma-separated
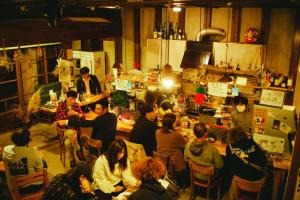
(180, 28, 226, 69)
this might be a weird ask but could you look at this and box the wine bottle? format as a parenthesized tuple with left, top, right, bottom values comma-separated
(163, 22, 167, 39)
(153, 24, 158, 39)
(174, 22, 178, 40)
(158, 23, 163, 39)
(169, 22, 174, 40)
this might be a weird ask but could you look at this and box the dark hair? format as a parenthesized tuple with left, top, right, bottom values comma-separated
(145, 91, 156, 106)
(105, 139, 128, 173)
(131, 157, 166, 182)
(233, 96, 248, 106)
(96, 98, 109, 109)
(162, 113, 176, 133)
(139, 103, 154, 117)
(193, 123, 208, 138)
(228, 126, 247, 144)
(66, 90, 78, 98)
(80, 67, 90, 75)
(67, 161, 93, 193)
(11, 129, 31, 146)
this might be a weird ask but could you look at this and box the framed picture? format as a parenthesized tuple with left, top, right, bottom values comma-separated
(260, 89, 285, 108)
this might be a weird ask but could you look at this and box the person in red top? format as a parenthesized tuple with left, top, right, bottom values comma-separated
(56, 90, 85, 167)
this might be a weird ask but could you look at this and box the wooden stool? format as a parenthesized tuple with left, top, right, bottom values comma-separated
(233, 175, 265, 200)
(86, 138, 102, 162)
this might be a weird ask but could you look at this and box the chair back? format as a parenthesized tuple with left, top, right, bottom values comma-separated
(208, 124, 229, 143)
(153, 151, 176, 178)
(233, 175, 265, 200)
(9, 169, 49, 200)
(87, 138, 102, 161)
(189, 160, 215, 187)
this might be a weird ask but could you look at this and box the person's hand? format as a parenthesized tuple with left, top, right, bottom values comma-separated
(56, 120, 67, 126)
(115, 186, 124, 192)
(68, 110, 78, 116)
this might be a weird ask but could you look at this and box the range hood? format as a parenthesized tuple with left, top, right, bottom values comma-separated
(180, 28, 226, 68)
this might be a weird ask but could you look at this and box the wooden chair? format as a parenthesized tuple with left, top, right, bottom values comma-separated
(87, 138, 102, 162)
(153, 151, 176, 179)
(189, 160, 222, 200)
(56, 126, 66, 167)
(9, 169, 49, 200)
(233, 175, 265, 200)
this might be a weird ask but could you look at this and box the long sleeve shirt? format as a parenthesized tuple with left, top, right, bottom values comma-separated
(56, 101, 83, 131)
(92, 155, 137, 194)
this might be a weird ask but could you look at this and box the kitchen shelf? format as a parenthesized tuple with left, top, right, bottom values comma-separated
(201, 65, 258, 77)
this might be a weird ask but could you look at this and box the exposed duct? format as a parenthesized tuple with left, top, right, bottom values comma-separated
(180, 27, 226, 68)
(195, 27, 226, 42)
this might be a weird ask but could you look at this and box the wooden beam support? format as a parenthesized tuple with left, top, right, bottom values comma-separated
(261, 7, 271, 44)
(178, 8, 186, 31)
(204, 7, 212, 29)
(230, 7, 241, 42)
(134, 8, 140, 67)
(154, 7, 162, 26)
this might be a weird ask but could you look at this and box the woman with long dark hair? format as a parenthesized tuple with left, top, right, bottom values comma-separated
(93, 139, 139, 200)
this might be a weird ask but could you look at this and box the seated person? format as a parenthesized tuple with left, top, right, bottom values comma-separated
(129, 157, 172, 200)
(156, 113, 188, 186)
(57, 98, 117, 152)
(231, 96, 253, 134)
(3, 129, 46, 194)
(92, 139, 139, 200)
(77, 67, 102, 96)
(184, 123, 224, 181)
(42, 162, 97, 200)
(56, 90, 85, 167)
(178, 116, 194, 140)
(129, 104, 158, 156)
(224, 126, 267, 199)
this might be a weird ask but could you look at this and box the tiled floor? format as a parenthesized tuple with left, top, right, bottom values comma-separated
(0, 123, 227, 200)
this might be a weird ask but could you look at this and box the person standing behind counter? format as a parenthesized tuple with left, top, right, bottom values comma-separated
(77, 67, 102, 96)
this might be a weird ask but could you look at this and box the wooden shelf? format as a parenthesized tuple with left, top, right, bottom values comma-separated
(201, 65, 258, 77)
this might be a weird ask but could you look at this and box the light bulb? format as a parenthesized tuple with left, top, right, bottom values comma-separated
(162, 79, 174, 88)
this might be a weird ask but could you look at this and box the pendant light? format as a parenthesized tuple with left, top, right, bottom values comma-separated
(218, 6, 233, 83)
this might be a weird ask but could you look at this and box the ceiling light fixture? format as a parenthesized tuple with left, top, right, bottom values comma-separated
(172, 6, 182, 12)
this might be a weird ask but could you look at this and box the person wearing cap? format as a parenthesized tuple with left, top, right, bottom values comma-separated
(57, 98, 117, 152)
(129, 103, 158, 156)
(3, 129, 45, 193)
(77, 67, 102, 96)
(42, 162, 97, 200)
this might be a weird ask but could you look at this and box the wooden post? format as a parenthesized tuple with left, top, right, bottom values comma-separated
(43, 47, 49, 84)
(134, 8, 140, 67)
(230, 7, 241, 42)
(15, 56, 24, 107)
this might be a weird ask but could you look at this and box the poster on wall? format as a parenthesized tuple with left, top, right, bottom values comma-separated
(208, 82, 228, 97)
(253, 108, 268, 134)
(57, 59, 73, 83)
(260, 89, 285, 108)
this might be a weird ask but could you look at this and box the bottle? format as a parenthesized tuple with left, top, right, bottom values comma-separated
(157, 23, 163, 39)
(163, 22, 167, 39)
(169, 22, 174, 40)
(174, 22, 178, 40)
(274, 73, 280, 87)
(181, 30, 186, 40)
(236, 63, 240, 70)
(270, 70, 275, 87)
(178, 29, 182, 40)
(153, 24, 158, 39)
(281, 76, 287, 88)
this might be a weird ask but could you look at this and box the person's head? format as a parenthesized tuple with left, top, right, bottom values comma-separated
(140, 104, 156, 121)
(11, 129, 31, 146)
(131, 157, 166, 182)
(105, 139, 128, 173)
(67, 161, 93, 193)
(233, 96, 248, 113)
(228, 126, 248, 144)
(113, 63, 124, 75)
(180, 116, 190, 129)
(94, 98, 109, 115)
(80, 67, 90, 80)
(193, 123, 208, 139)
(145, 91, 157, 106)
(66, 90, 77, 106)
(162, 113, 176, 133)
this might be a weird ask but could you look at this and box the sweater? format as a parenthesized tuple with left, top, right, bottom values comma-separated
(92, 155, 137, 194)
(128, 181, 172, 200)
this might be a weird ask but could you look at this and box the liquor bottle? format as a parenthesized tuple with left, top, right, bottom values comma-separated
(174, 22, 178, 40)
(178, 29, 182, 40)
(163, 22, 167, 39)
(169, 22, 174, 40)
(236, 63, 240, 70)
(270, 70, 275, 87)
(281, 76, 287, 88)
(274, 73, 280, 87)
(153, 24, 158, 39)
(181, 30, 186, 40)
(157, 23, 163, 39)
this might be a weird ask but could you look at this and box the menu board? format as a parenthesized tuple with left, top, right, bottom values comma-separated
(208, 82, 228, 97)
(260, 89, 285, 108)
(115, 79, 132, 92)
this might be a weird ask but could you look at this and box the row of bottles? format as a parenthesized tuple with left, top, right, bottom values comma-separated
(259, 69, 293, 89)
(153, 22, 186, 40)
